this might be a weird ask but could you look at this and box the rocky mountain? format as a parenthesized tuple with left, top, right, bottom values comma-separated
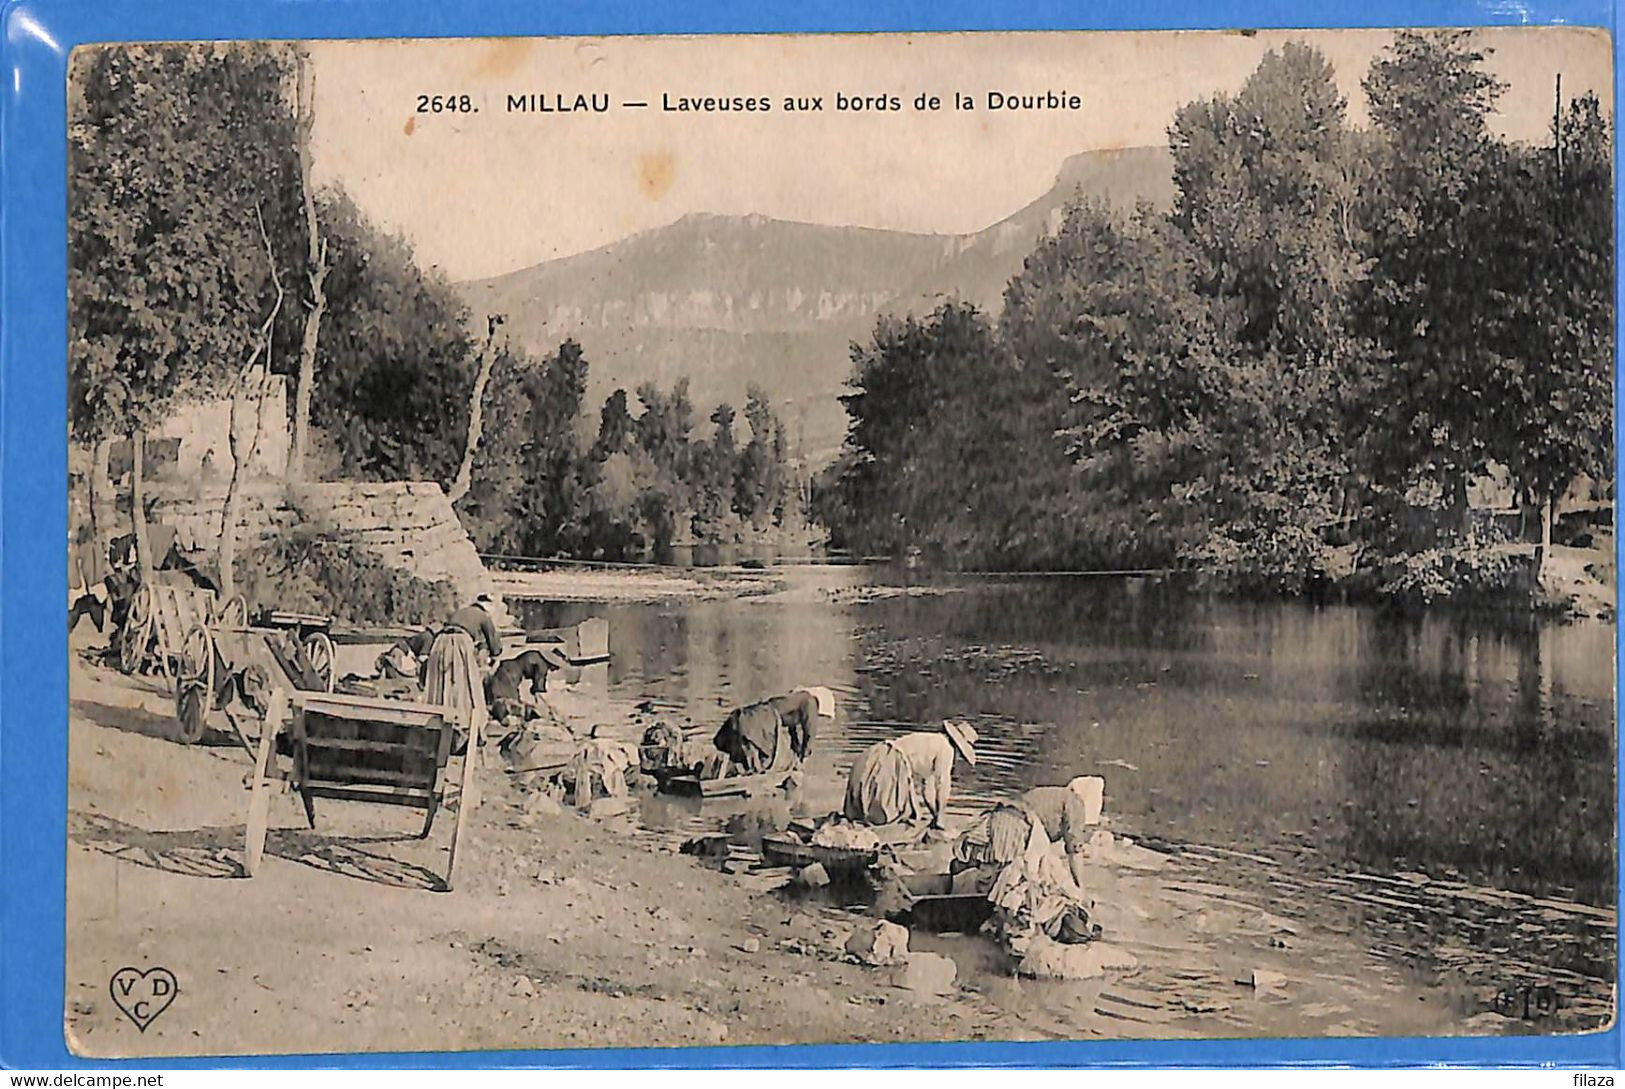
(458, 145, 1175, 465)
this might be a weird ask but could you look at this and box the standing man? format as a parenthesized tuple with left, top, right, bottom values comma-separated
(844, 720, 978, 830)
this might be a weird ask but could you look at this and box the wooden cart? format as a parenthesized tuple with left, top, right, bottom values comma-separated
(171, 612, 338, 746)
(118, 578, 247, 679)
(241, 688, 479, 889)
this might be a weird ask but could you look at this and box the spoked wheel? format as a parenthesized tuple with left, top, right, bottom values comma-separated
(174, 624, 216, 744)
(118, 586, 154, 675)
(213, 593, 249, 629)
(302, 631, 336, 693)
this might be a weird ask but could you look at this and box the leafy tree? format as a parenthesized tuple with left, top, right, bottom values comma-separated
(1477, 93, 1614, 555)
(312, 192, 477, 484)
(690, 402, 738, 531)
(591, 388, 635, 461)
(1170, 42, 1364, 360)
(1003, 201, 1225, 568)
(832, 302, 1082, 568)
(633, 378, 696, 478)
(515, 340, 590, 555)
(289, 48, 329, 482)
(1353, 30, 1510, 523)
(734, 387, 782, 522)
(456, 340, 536, 554)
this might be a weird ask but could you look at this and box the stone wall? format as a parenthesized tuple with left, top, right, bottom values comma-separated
(147, 375, 289, 483)
(151, 479, 507, 621)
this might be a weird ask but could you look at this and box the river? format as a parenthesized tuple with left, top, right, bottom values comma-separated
(516, 565, 1616, 904)
(511, 565, 1616, 1033)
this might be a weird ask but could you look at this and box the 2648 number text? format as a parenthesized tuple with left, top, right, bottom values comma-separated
(417, 94, 477, 113)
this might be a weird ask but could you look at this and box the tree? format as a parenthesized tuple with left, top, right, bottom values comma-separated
(1160, 42, 1367, 585)
(447, 314, 505, 504)
(1170, 42, 1364, 360)
(689, 402, 738, 531)
(457, 340, 538, 553)
(832, 302, 1082, 568)
(734, 386, 784, 523)
(590, 388, 635, 461)
(311, 192, 477, 483)
(69, 43, 305, 575)
(633, 378, 696, 476)
(1003, 201, 1224, 568)
(288, 47, 329, 482)
(218, 212, 287, 601)
(1477, 91, 1614, 564)
(517, 340, 591, 555)
(1353, 30, 1510, 526)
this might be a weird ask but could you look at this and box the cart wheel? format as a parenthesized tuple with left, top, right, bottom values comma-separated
(175, 684, 209, 744)
(302, 632, 336, 693)
(117, 586, 154, 675)
(174, 625, 216, 744)
(213, 593, 249, 629)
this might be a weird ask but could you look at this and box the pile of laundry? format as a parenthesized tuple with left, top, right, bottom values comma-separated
(512, 727, 641, 810)
(810, 818, 883, 851)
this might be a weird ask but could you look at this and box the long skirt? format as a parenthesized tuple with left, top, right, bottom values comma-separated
(843, 741, 919, 825)
(425, 629, 488, 749)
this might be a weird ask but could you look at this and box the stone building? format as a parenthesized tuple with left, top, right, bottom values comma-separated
(145, 372, 289, 484)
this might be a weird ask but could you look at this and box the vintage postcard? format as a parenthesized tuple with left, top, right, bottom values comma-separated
(63, 29, 1615, 1058)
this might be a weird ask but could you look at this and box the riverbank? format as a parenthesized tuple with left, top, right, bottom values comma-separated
(490, 540, 1614, 621)
(63, 630, 1612, 1058)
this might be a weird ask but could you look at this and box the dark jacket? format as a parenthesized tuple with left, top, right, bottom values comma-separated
(445, 604, 502, 659)
(486, 650, 553, 706)
(395, 628, 438, 660)
(713, 690, 819, 772)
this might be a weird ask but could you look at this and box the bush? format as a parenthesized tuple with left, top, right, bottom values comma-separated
(234, 532, 459, 626)
(1181, 520, 1340, 598)
(1376, 537, 1533, 608)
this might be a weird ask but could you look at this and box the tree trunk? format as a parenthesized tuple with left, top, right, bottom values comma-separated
(447, 316, 504, 505)
(130, 429, 153, 582)
(1535, 491, 1554, 582)
(223, 212, 286, 602)
(1447, 472, 1472, 543)
(219, 369, 270, 601)
(289, 48, 326, 482)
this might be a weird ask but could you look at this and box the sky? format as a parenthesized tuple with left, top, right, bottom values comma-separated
(307, 28, 1613, 282)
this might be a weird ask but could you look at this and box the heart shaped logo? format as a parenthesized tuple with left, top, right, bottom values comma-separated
(109, 966, 178, 1032)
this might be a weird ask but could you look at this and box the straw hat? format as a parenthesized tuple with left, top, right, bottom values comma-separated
(943, 720, 978, 765)
(798, 685, 838, 719)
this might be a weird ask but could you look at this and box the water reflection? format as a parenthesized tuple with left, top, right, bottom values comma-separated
(516, 570, 1616, 904)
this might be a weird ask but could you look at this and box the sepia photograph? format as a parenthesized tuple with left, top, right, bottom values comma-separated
(62, 28, 1616, 1058)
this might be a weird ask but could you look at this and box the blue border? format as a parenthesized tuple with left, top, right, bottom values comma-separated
(3, 0, 1621, 1070)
